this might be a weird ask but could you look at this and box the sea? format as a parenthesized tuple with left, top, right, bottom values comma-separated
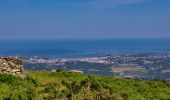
(0, 39, 170, 58)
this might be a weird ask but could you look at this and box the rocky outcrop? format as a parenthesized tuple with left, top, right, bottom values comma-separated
(0, 57, 27, 77)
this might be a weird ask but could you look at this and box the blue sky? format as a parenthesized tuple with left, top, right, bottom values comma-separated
(0, 0, 170, 39)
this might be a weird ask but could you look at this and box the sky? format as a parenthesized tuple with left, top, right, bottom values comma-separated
(0, 0, 170, 39)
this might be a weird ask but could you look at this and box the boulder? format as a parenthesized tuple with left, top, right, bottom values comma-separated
(0, 57, 27, 78)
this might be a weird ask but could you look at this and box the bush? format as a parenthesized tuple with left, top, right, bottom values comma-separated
(0, 71, 170, 100)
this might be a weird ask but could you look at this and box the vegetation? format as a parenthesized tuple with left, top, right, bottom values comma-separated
(0, 71, 170, 100)
(161, 70, 170, 73)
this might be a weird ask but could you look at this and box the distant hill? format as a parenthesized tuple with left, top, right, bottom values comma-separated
(0, 70, 170, 100)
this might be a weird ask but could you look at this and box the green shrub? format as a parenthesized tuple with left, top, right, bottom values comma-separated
(0, 71, 169, 100)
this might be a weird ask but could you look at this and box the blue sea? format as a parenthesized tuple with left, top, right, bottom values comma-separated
(0, 39, 170, 58)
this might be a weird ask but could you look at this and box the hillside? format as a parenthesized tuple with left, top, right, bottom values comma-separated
(0, 70, 170, 100)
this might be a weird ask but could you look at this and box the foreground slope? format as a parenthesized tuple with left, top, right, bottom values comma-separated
(0, 71, 170, 100)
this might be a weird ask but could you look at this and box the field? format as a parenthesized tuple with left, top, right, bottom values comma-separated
(161, 70, 170, 73)
(112, 67, 142, 73)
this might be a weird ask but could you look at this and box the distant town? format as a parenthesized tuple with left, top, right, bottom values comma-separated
(7, 53, 170, 81)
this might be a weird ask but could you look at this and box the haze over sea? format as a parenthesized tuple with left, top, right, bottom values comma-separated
(0, 39, 170, 58)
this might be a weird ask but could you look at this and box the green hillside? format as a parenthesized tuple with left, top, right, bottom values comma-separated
(0, 71, 170, 100)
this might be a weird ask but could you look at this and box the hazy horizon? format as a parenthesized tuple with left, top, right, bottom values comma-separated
(1, 37, 170, 41)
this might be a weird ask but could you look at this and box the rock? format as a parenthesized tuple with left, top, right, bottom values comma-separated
(0, 57, 27, 78)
